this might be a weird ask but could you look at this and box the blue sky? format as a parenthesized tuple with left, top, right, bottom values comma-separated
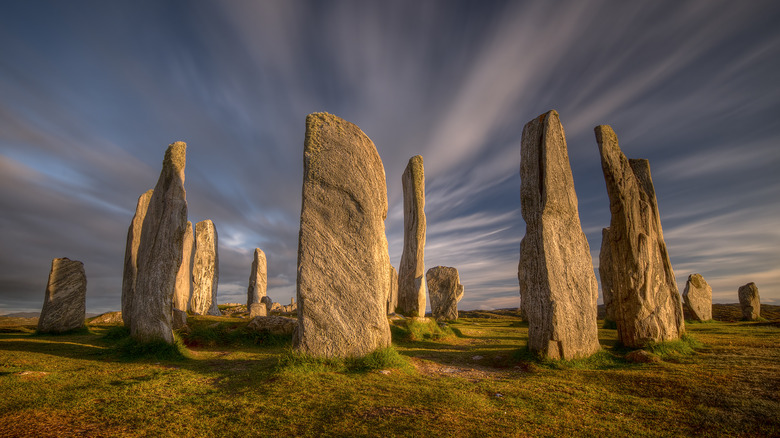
(1, 0, 778, 314)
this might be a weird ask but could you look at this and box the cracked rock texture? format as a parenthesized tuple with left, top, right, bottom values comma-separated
(38, 258, 86, 333)
(191, 220, 220, 316)
(683, 273, 712, 321)
(294, 112, 391, 358)
(397, 155, 427, 318)
(426, 266, 464, 321)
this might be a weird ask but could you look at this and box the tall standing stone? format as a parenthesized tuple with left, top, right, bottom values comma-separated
(121, 189, 153, 328)
(173, 221, 194, 312)
(294, 112, 392, 358)
(397, 155, 427, 318)
(247, 248, 267, 308)
(190, 220, 220, 316)
(38, 258, 87, 333)
(683, 273, 712, 321)
(387, 265, 399, 314)
(518, 110, 600, 360)
(738, 282, 761, 320)
(426, 266, 464, 321)
(131, 142, 188, 344)
(596, 125, 684, 348)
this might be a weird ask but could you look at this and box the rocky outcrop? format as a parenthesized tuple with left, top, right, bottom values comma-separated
(426, 266, 464, 321)
(89, 311, 123, 325)
(37, 258, 87, 333)
(683, 274, 712, 321)
(387, 265, 398, 314)
(248, 315, 297, 336)
(294, 112, 392, 358)
(121, 189, 153, 328)
(131, 142, 188, 344)
(247, 248, 267, 308)
(596, 125, 684, 348)
(738, 282, 761, 320)
(397, 155, 427, 318)
(190, 220, 220, 316)
(173, 221, 194, 312)
(518, 110, 600, 359)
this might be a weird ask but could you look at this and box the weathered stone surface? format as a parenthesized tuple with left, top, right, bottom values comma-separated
(596, 125, 684, 348)
(518, 111, 600, 360)
(387, 265, 399, 314)
(738, 282, 761, 320)
(248, 315, 297, 336)
(683, 274, 712, 321)
(172, 309, 187, 330)
(397, 155, 427, 318)
(281, 297, 297, 314)
(247, 248, 267, 308)
(261, 296, 273, 314)
(190, 220, 220, 316)
(294, 112, 392, 358)
(38, 258, 87, 333)
(174, 221, 194, 312)
(249, 303, 267, 318)
(89, 311, 123, 325)
(121, 189, 153, 328)
(131, 142, 188, 344)
(269, 302, 283, 313)
(426, 266, 464, 321)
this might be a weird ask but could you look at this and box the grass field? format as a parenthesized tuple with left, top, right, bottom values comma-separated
(0, 308, 778, 437)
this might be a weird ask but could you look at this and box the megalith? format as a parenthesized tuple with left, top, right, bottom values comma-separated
(387, 265, 399, 314)
(518, 110, 600, 360)
(247, 248, 267, 308)
(173, 221, 194, 312)
(294, 112, 392, 358)
(190, 220, 220, 316)
(426, 266, 464, 321)
(397, 155, 427, 318)
(738, 282, 761, 320)
(683, 273, 712, 321)
(596, 125, 685, 347)
(131, 141, 188, 344)
(121, 189, 153, 328)
(38, 258, 87, 333)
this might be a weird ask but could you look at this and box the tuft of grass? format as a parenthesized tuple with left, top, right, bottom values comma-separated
(647, 333, 704, 359)
(277, 346, 410, 374)
(181, 321, 291, 348)
(101, 325, 130, 340)
(391, 319, 454, 342)
(513, 347, 626, 370)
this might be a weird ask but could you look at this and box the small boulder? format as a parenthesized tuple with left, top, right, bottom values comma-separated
(249, 303, 267, 318)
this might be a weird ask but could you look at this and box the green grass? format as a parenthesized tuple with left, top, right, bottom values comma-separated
(1, 313, 778, 437)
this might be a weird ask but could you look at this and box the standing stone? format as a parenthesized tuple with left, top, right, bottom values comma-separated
(738, 282, 761, 320)
(683, 273, 713, 321)
(426, 266, 464, 321)
(173, 221, 194, 312)
(518, 110, 600, 360)
(190, 220, 220, 316)
(121, 189, 153, 328)
(387, 265, 399, 314)
(294, 112, 392, 358)
(249, 303, 267, 318)
(596, 125, 684, 348)
(131, 142, 188, 344)
(247, 248, 267, 308)
(397, 155, 427, 318)
(38, 258, 87, 333)
(261, 296, 273, 314)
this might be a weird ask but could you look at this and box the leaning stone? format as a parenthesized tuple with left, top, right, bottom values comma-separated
(683, 274, 713, 321)
(518, 111, 600, 359)
(190, 220, 220, 316)
(387, 265, 399, 314)
(131, 142, 188, 344)
(172, 309, 188, 330)
(121, 189, 153, 328)
(248, 316, 297, 336)
(397, 155, 427, 318)
(294, 112, 392, 358)
(247, 248, 267, 308)
(38, 258, 87, 333)
(738, 282, 761, 320)
(426, 266, 464, 321)
(597, 126, 685, 348)
(249, 303, 267, 318)
(173, 221, 194, 312)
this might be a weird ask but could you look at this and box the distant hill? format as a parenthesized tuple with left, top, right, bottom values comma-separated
(0, 312, 40, 318)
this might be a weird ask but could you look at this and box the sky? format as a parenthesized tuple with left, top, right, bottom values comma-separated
(1, 0, 779, 315)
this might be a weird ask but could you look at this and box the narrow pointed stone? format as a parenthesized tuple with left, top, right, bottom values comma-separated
(294, 112, 392, 358)
(131, 141, 188, 344)
(387, 265, 398, 314)
(38, 258, 86, 333)
(397, 155, 427, 317)
(173, 221, 194, 312)
(121, 189, 153, 328)
(247, 248, 267, 308)
(518, 110, 600, 360)
(596, 125, 684, 348)
(426, 266, 464, 321)
(191, 220, 220, 316)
